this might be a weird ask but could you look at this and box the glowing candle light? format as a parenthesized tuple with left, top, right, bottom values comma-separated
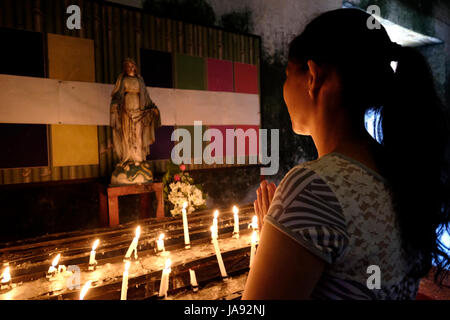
(120, 260, 130, 300)
(182, 202, 191, 249)
(0, 266, 11, 290)
(158, 259, 172, 298)
(210, 225, 228, 280)
(1, 266, 11, 283)
(232, 205, 240, 239)
(249, 215, 259, 243)
(88, 239, 100, 271)
(189, 269, 198, 292)
(249, 215, 258, 231)
(79, 280, 93, 300)
(250, 230, 258, 268)
(211, 210, 219, 242)
(156, 233, 165, 252)
(213, 210, 219, 230)
(47, 254, 60, 278)
(125, 226, 141, 260)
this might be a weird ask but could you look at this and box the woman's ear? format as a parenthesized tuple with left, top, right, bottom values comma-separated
(306, 60, 323, 100)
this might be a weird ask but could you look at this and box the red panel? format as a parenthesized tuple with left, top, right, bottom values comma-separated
(206, 125, 235, 158)
(234, 62, 258, 94)
(206, 125, 260, 160)
(235, 125, 259, 156)
(207, 58, 234, 92)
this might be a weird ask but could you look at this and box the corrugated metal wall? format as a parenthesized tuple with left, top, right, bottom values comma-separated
(0, 0, 259, 82)
(0, 0, 261, 184)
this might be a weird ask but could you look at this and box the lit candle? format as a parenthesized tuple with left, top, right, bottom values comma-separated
(249, 215, 259, 243)
(47, 254, 60, 278)
(249, 215, 258, 230)
(211, 210, 219, 242)
(156, 233, 165, 252)
(182, 202, 191, 249)
(124, 226, 141, 260)
(232, 205, 239, 238)
(189, 269, 198, 292)
(120, 260, 130, 300)
(250, 230, 258, 268)
(79, 280, 93, 300)
(210, 225, 228, 280)
(158, 258, 172, 298)
(213, 210, 219, 230)
(0, 266, 11, 290)
(88, 239, 100, 271)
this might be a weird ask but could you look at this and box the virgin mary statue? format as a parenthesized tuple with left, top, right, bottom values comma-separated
(110, 58, 161, 185)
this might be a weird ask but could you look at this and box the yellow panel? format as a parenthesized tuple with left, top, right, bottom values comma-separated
(48, 34, 98, 168)
(51, 125, 99, 167)
(47, 33, 95, 82)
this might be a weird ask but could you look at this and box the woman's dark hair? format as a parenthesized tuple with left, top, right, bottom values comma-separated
(288, 8, 450, 284)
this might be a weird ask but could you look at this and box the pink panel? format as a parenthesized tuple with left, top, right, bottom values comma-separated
(207, 58, 234, 92)
(234, 62, 258, 94)
(206, 125, 260, 159)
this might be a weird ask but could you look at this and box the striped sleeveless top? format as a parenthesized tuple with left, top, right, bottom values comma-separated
(265, 152, 420, 299)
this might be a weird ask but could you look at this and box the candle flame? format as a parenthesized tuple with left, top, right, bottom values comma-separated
(210, 225, 216, 234)
(51, 254, 61, 267)
(135, 226, 141, 238)
(251, 230, 258, 244)
(124, 260, 131, 272)
(252, 215, 258, 229)
(165, 258, 172, 269)
(183, 201, 188, 209)
(159, 233, 165, 241)
(232, 205, 238, 215)
(79, 280, 92, 300)
(1, 267, 11, 283)
(214, 210, 219, 219)
(92, 239, 100, 251)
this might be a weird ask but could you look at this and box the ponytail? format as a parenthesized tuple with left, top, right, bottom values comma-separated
(379, 45, 450, 283)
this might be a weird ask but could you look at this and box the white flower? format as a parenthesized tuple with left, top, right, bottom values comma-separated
(168, 180, 205, 216)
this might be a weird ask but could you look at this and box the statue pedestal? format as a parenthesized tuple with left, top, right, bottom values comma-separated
(111, 161, 154, 185)
(105, 183, 164, 227)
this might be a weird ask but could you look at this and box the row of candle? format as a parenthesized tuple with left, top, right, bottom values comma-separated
(0, 204, 258, 300)
(154, 205, 243, 297)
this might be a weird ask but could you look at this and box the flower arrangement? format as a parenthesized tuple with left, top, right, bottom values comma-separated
(162, 161, 206, 216)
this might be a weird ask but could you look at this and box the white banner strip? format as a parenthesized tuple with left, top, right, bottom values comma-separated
(0, 74, 260, 126)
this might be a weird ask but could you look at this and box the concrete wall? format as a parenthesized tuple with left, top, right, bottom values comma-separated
(207, 0, 342, 59)
(348, 0, 450, 107)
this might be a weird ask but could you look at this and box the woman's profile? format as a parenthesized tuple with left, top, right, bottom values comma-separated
(243, 8, 449, 300)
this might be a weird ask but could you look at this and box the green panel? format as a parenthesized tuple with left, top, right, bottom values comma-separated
(175, 125, 209, 161)
(175, 54, 205, 90)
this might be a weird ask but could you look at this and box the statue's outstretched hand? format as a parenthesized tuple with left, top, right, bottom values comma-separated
(254, 180, 277, 230)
